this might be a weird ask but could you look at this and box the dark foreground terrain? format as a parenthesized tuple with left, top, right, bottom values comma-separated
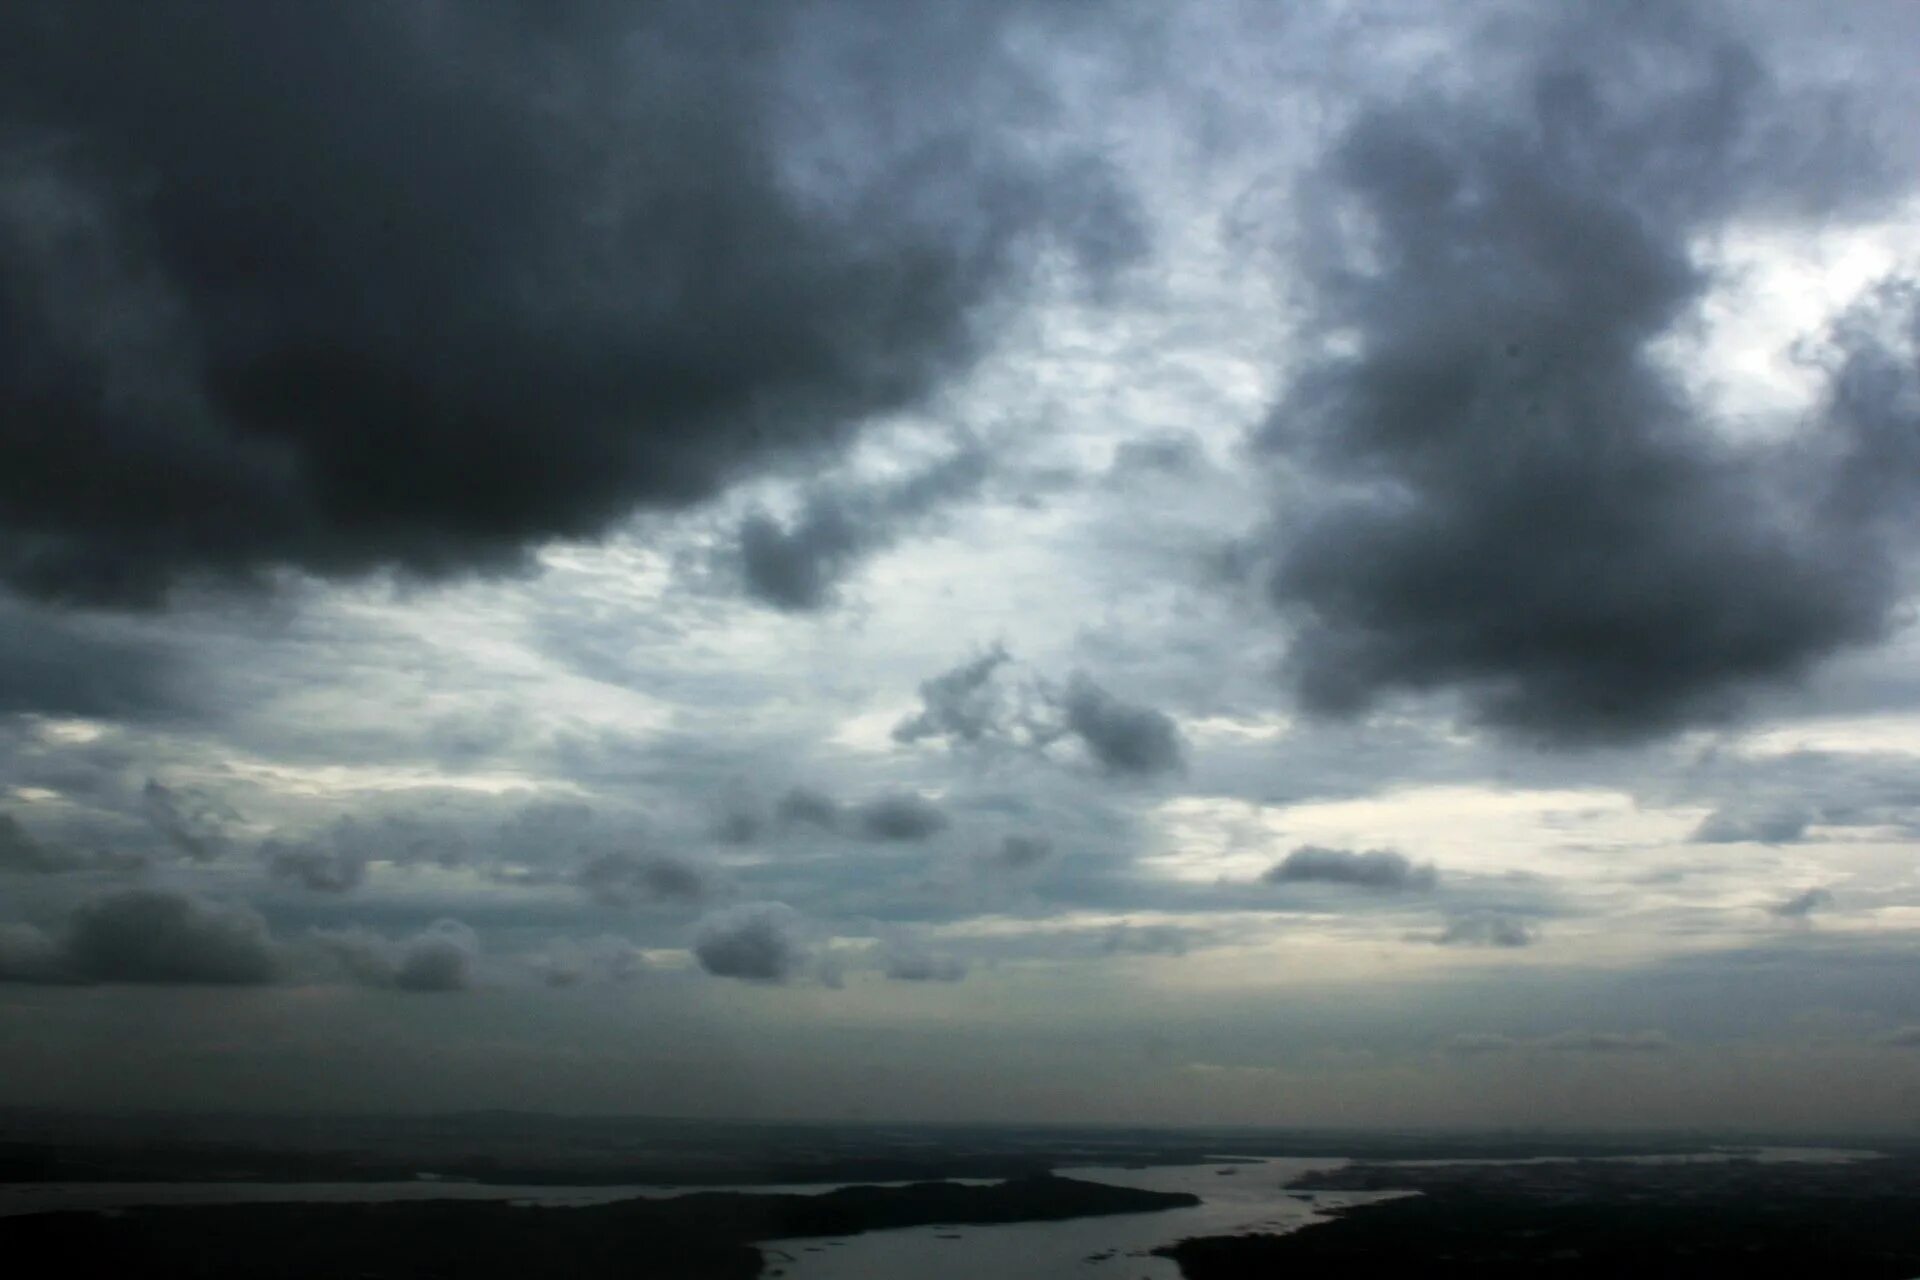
(1159, 1153, 1920, 1279)
(0, 1174, 1196, 1279)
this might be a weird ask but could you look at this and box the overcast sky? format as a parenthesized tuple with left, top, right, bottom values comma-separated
(4, 0, 1920, 1132)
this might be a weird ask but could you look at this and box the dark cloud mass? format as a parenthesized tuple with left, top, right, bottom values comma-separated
(854, 792, 950, 842)
(314, 920, 479, 992)
(1264, 845, 1438, 892)
(882, 948, 968, 982)
(61, 889, 280, 985)
(1058, 674, 1187, 778)
(576, 851, 709, 907)
(0, 0, 1134, 605)
(692, 902, 809, 982)
(1261, 3, 1918, 742)
(1692, 805, 1812, 845)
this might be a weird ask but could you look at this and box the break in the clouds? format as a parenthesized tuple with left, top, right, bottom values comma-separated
(1258, 1, 1918, 742)
(1263, 846, 1439, 892)
(0, 0, 1135, 606)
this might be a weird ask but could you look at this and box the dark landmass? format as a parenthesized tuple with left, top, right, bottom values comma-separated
(1158, 1153, 1920, 1279)
(0, 1174, 1198, 1279)
(4, 1107, 1876, 1186)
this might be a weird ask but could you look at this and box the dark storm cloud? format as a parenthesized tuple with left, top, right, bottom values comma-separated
(1431, 911, 1536, 948)
(1772, 887, 1834, 919)
(1263, 845, 1438, 892)
(692, 902, 810, 982)
(730, 446, 990, 610)
(893, 651, 1186, 778)
(854, 792, 950, 842)
(0, 889, 285, 985)
(1259, 2, 1917, 742)
(0, 0, 1137, 606)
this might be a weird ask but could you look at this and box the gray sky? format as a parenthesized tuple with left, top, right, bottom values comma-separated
(4, 0, 1920, 1132)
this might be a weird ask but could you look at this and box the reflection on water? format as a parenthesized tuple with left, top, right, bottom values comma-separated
(760, 1158, 1388, 1280)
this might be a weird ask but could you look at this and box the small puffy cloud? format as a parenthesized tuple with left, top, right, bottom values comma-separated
(892, 652, 1185, 780)
(64, 889, 281, 985)
(1540, 1029, 1672, 1054)
(730, 447, 988, 611)
(1432, 912, 1537, 948)
(1058, 673, 1185, 779)
(1771, 887, 1834, 919)
(882, 948, 968, 983)
(314, 920, 479, 992)
(576, 851, 708, 906)
(893, 646, 1015, 747)
(854, 792, 949, 842)
(1692, 806, 1811, 845)
(1263, 845, 1438, 892)
(692, 902, 810, 983)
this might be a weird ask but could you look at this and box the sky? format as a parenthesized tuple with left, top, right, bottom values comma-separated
(3, 0, 1920, 1132)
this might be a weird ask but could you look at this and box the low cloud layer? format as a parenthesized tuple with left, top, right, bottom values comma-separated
(1263, 846, 1438, 892)
(0, 889, 282, 985)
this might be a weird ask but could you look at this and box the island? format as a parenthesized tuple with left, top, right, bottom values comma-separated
(0, 1173, 1200, 1279)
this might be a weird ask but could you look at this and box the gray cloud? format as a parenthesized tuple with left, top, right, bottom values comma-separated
(988, 834, 1055, 871)
(264, 839, 368, 894)
(777, 787, 843, 831)
(0, 0, 1136, 606)
(1263, 845, 1438, 892)
(576, 851, 709, 907)
(1692, 805, 1811, 845)
(882, 948, 968, 983)
(1102, 923, 1192, 957)
(1441, 1032, 1522, 1055)
(1540, 1029, 1673, 1054)
(58, 889, 280, 985)
(1880, 1026, 1920, 1049)
(692, 901, 810, 982)
(1772, 887, 1834, 919)
(1058, 673, 1186, 778)
(730, 446, 989, 610)
(893, 651, 1186, 779)
(0, 812, 109, 873)
(854, 792, 950, 842)
(1257, 2, 1914, 743)
(0, 921, 63, 982)
(142, 779, 239, 862)
(529, 935, 644, 988)
(1432, 911, 1537, 948)
(314, 919, 478, 992)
